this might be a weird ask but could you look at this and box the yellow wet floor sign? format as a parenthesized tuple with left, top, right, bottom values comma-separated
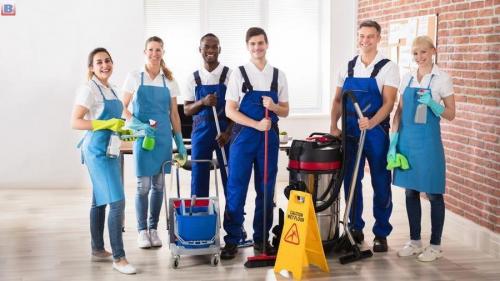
(274, 190, 329, 280)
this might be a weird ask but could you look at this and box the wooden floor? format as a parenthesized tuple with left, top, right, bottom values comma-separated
(1, 174, 498, 281)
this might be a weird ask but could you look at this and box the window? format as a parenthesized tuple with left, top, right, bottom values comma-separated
(145, 0, 330, 115)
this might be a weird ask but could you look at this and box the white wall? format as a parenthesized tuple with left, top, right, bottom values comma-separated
(276, 0, 357, 181)
(0, 0, 144, 188)
(0, 1, 357, 188)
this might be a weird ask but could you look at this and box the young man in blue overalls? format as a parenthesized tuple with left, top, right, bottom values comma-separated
(183, 34, 253, 248)
(183, 33, 232, 197)
(330, 20, 400, 252)
(221, 27, 289, 260)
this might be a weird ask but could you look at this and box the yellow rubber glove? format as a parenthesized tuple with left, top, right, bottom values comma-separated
(91, 118, 125, 132)
(173, 153, 188, 167)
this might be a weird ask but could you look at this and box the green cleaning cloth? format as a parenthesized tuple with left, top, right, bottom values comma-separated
(386, 153, 410, 170)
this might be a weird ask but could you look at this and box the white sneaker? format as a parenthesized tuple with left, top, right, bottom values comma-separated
(149, 229, 162, 247)
(137, 230, 151, 248)
(113, 261, 137, 274)
(418, 246, 443, 262)
(397, 241, 424, 257)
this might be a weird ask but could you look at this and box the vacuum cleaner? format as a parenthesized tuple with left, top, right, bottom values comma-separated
(273, 90, 372, 264)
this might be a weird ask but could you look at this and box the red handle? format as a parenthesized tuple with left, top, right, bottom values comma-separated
(264, 108, 269, 187)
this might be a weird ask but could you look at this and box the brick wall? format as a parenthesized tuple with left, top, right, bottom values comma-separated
(357, 0, 499, 232)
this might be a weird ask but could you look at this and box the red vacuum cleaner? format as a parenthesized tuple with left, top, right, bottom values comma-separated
(244, 108, 277, 268)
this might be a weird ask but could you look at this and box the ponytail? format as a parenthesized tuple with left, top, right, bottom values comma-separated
(160, 58, 173, 81)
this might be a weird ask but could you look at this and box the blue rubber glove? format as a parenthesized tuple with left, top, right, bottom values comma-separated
(418, 92, 445, 117)
(127, 116, 156, 137)
(387, 132, 399, 163)
(173, 132, 187, 158)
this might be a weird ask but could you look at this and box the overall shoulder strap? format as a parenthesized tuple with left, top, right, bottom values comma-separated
(239, 66, 253, 92)
(347, 55, 358, 77)
(270, 67, 279, 92)
(193, 70, 202, 86)
(219, 66, 229, 84)
(370, 59, 390, 78)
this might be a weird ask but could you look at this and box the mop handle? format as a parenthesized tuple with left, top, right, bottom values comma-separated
(212, 106, 228, 176)
(343, 92, 366, 246)
(263, 108, 269, 254)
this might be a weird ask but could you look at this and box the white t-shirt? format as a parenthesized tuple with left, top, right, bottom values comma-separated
(184, 64, 232, 102)
(122, 67, 180, 98)
(74, 76, 121, 120)
(399, 64, 454, 103)
(226, 62, 289, 103)
(337, 51, 400, 93)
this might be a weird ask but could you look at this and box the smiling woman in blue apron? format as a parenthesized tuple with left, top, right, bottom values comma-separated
(122, 36, 187, 249)
(71, 48, 136, 274)
(388, 36, 455, 262)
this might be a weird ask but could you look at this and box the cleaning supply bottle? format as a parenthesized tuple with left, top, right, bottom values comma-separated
(106, 132, 121, 158)
(142, 119, 156, 151)
(414, 89, 428, 124)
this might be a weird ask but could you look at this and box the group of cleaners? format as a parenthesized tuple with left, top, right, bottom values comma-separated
(71, 21, 455, 275)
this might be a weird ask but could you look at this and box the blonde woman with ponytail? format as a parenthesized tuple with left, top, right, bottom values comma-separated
(122, 36, 187, 249)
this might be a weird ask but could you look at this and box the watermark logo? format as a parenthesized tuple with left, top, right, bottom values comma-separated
(1, 3, 16, 16)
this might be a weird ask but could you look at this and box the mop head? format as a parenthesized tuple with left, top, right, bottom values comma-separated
(339, 247, 372, 264)
(244, 254, 276, 268)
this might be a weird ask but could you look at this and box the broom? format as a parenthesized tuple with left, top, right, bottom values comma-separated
(244, 108, 277, 268)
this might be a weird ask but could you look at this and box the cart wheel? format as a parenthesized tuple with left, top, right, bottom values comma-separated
(210, 254, 219, 266)
(170, 255, 180, 269)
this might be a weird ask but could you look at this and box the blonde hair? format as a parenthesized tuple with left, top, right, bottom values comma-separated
(144, 36, 173, 81)
(412, 35, 436, 51)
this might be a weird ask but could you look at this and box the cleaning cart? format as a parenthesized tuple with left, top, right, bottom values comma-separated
(161, 159, 221, 269)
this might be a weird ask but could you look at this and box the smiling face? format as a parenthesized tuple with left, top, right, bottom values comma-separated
(199, 36, 220, 64)
(412, 43, 436, 68)
(144, 41, 164, 66)
(247, 34, 268, 60)
(90, 51, 113, 82)
(357, 26, 381, 54)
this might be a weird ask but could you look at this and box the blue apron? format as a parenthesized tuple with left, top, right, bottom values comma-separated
(341, 55, 393, 237)
(191, 66, 230, 197)
(80, 80, 124, 206)
(394, 75, 446, 194)
(223, 66, 280, 245)
(132, 72, 172, 176)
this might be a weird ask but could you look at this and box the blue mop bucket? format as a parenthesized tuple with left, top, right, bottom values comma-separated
(175, 199, 217, 242)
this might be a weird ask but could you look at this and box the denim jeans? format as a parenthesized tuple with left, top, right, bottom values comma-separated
(405, 189, 445, 245)
(136, 173, 164, 231)
(90, 196, 125, 260)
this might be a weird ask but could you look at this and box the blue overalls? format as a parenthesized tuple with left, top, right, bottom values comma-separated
(133, 72, 173, 176)
(80, 80, 124, 206)
(190, 66, 230, 197)
(342, 56, 393, 238)
(223, 66, 280, 245)
(394, 75, 446, 194)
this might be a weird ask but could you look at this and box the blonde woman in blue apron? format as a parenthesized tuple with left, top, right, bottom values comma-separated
(388, 36, 455, 262)
(71, 48, 136, 274)
(122, 36, 187, 249)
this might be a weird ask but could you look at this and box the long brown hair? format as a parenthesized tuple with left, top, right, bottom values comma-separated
(87, 47, 113, 80)
(145, 36, 173, 81)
